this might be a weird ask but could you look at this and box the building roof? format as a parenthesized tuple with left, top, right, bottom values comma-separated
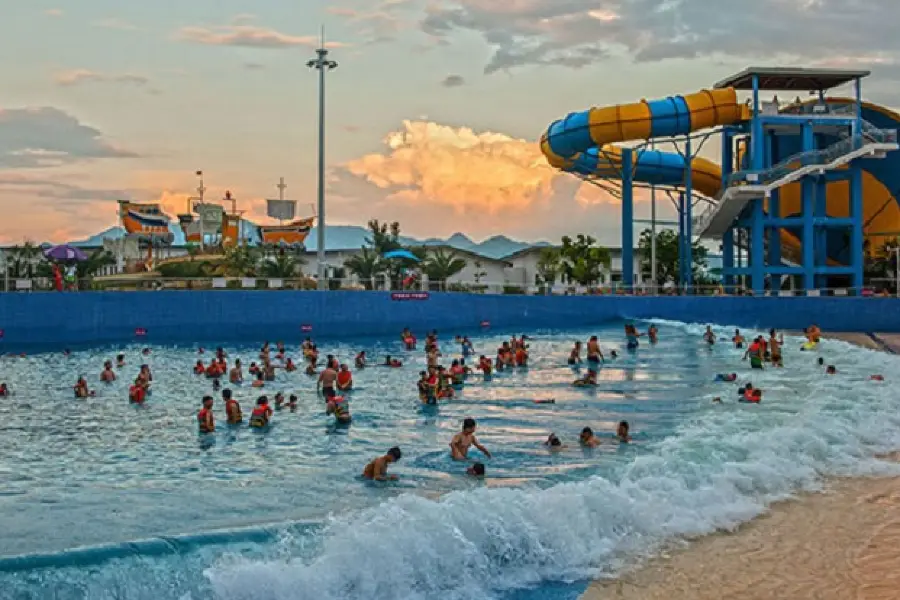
(714, 67, 870, 91)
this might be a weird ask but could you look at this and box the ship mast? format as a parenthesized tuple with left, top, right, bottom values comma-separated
(276, 177, 287, 225)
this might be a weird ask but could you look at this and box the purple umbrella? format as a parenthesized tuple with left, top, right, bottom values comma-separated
(44, 244, 88, 262)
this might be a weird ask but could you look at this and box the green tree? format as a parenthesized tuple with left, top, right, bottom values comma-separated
(637, 228, 708, 285)
(258, 250, 305, 278)
(424, 248, 467, 288)
(865, 239, 899, 290)
(221, 245, 258, 276)
(6, 242, 45, 278)
(364, 219, 420, 288)
(559, 235, 611, 286)
(344, 247, 382, 289)
(535, 248, 561, 286)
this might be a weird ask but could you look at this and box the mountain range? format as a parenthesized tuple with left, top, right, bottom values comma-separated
(70, 224, 551, 260)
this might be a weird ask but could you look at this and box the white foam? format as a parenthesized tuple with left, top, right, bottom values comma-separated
(206, 327, 900, 600)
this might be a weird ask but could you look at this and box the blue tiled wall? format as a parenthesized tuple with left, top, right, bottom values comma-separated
(0, 291, 897, 350)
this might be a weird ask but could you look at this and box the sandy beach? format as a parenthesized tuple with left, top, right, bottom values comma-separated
(583, 332, 900, 600)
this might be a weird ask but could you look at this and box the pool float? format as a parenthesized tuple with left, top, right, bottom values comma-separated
(800, 341, 817, 351)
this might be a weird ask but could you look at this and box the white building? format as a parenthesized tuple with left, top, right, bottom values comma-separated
(503, 246, 643, 288)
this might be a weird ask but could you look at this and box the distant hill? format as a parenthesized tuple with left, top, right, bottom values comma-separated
(69, 224, 551, 259)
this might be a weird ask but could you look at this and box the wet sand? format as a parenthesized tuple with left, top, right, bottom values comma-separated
(583, 332, 900, 600)
(583, 474, 900, 600)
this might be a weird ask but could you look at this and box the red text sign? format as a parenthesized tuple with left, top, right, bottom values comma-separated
(134, 328, 147, 337)
(391, 292, 429, 301)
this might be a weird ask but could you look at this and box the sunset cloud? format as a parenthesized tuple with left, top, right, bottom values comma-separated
(336, 120, 614, 216)
(54, 69, 149, 88)
(176, 25, 347, 49)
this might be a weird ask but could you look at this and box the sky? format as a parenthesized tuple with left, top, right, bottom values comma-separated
(2, 0, 900, 245)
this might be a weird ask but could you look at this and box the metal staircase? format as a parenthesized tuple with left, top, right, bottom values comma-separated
(693, 125, 899, 239)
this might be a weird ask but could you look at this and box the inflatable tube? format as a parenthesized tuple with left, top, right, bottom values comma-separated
(801, 341, 818, 351)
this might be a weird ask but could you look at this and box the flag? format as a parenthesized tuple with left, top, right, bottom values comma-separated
(266, 199, 296, 221)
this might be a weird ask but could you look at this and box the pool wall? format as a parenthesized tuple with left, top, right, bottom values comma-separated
(0, 291, 898, 348)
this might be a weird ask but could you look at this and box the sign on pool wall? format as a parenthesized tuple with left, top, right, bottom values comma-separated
(134, 328, 147, 337)
(391, 292, 429, 301)
(301, 324, 313, 332)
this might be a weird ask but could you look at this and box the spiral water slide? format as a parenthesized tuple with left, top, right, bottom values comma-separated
(540, 88, 749, 199)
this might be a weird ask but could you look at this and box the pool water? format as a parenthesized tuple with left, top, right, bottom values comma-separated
(1, 321, 900, 599)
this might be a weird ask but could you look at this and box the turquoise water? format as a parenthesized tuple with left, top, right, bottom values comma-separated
(1, 321, 900, 599)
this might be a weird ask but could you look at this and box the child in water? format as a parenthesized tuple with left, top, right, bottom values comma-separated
(249, 396, 272, 428)
(363, 447, 402, 481)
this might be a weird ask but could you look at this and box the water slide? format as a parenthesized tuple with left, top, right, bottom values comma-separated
(541, 92, 900, 266)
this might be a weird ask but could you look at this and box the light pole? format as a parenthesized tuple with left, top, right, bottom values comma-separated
(307, 35, 338, 290)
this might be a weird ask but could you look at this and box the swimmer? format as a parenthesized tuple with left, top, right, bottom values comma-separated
(739, 383, 762, 403)
(744, 337, 765, 369)
(284, 357, 297, 372)
(568, 341, 583, 365)
(274, 392, 286, 410)
(212, 379, 221, 392)
(461, 337, 474, 357)
(249, 396, 272, 428)
(806, 324, 822, 344)
(417, 371, 435, 404)
(703, 326, 716, 345)
(817, 357, 825, 366)
(450, 418, 492, 460)
(326, 395, 352, 424)
(116, 353, 126, 368)
(573, 369, 597, 387)
(544, 433, 567, 451)
(74, 377, 94, 399)
(477, 355, 493, 378)
(514, 345, 529, 367)
(871, 374, 885, 381)
(826, 365, 837, 375)
(712, 397, 723, 404)
(616, 420, 632, 443)
(197, 396, 215, 433)
(449, 359, 466, 385)
(579, 426, 601, 448)
(100, 360, 116, 382)
(229, 359, 243, 384)
(141, 348, 151, 356)
(336, 364, 353, 391)
(624, 323, 642, 349)
(715, 373, 738, 382)
(769, 329, 784, 366)
(194, 360, 205, 375)
(262, 360, 276, 381)
(287, 394, 298, 411)
(647, 324, 658, 344)
(326, 354, 339, 371)
(128, 379, 145, 404)
(363, 446, 402, 481)
(533, 398, 556, 404)
(732, 329, 745, 349)
(355, 351, 367, 369)
(466, 462, 485, 477)
(383, 355, 402, 367)
(318, 363, 337, 398)
(223, 389, 242, 424)
(0, 383, 8, 397)
(587, 336, 604, 367)
(305, 362, 317, 376)
(251, 370, 265, 388)
(426, 346, 441, 368)
(249, 362, 260, 377)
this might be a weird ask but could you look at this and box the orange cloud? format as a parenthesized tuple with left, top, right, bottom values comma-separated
(339, 120, 614, 214)
(176, 25, 347, 49)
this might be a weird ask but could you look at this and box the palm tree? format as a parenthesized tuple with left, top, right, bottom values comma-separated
(259, 250, 305, 278)
(344, 247, 382, 290)
(6, 242, 44, 278)
(75, 249, 116, 289)
(424, 248, 467, 289)
(221, 245, 258, 277)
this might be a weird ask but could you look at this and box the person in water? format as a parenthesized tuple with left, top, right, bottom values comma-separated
(715, 373, 738, 382)
(574, 368, 598, 386)
(740, 383, 762, 403)
(568, 341, 582, 365)
(579, 426, 601, 448)
(826, 365, 837, 375)
(616, 421, 632, 443)
(769, 329, 784, 366)
(647, 324, 659, 344)
(383, 355, 402, 367)
(449, 360, 466, 385)
(223, 388, 242, 424)
(544, 433, 567, 451)
(624, 323, 641, 349)
(355, 351, 367, 369)
(732, 329, 745, 349)
(100, 360, 116, 382)
(229, 359, 243, 384)
(251, 370, 265, 388)
(326, 395, 352, 424)
(514, 344, 529, 367)
(284, 357, 297, 372)
(116, 353, 126, 368)
(477, 355, 493, 378)
(363, 446, 402, 481)
(417, 371, 435, 404)
(744, 337, 765, 369)
(74, 377, 93, 398)
(249, 396, 272, 428)
(450, 418, 492, 460)
(0, 383, 8, 397)
(336, 364, 353, 391)
(586, 336, 604, 368)
(703, 326, 716, 345)
(194, 360, 206, 375)
(197, 395, 215, 433)
(466, 462, 485, 477)
(318, 363, 337, 398)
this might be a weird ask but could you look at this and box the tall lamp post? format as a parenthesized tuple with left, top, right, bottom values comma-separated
(307, 36, 338, 290)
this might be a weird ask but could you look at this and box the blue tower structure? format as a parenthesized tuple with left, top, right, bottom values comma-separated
(696, 67, 900, 295)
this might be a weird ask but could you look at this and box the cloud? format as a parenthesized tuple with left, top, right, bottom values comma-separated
(419, 0, 900, 76)
(43, 8, 63, 17)
(333, 119, 618, 223)
(54, 69, 150, 88)
(441, 74, 465, 87)
(0, 107, 137, 169)
(326, 0, 414, 44)
(176, 25, 347, 49)
(92, 17, 138, 31)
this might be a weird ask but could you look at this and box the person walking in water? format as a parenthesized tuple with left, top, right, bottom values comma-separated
(450, 418, 492, 461)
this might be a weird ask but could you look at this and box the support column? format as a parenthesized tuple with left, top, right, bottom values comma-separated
(801, 123, 816, 291)
(684, 136, 694, 291)
(767, 134, 782, 290)
(751, 195, 765, 294)
(815, 179, 828, 289)
(621, 148, 634, 290)
(850, 165, 864, 294)
(854, 77, 863, 142)
(721, 129, 734, 188)
(678, 192, 687, 287)
(723, 228, 735, 291)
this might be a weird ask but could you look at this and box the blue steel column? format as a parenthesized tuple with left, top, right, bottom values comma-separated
(677, 192, 686, 286)
(721, 129, 735, 290)
(801, 123, 816, 291)
(684, 135, 693, 290)
(814, 179, 828, 289)
(749, 76, 765, 293)
(621, 148, 634, 289)
(767, 134, 782, 289)
(723, 228, 734, 290)
(850, 164, 864, 294)
(854, 78, 863, 140)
